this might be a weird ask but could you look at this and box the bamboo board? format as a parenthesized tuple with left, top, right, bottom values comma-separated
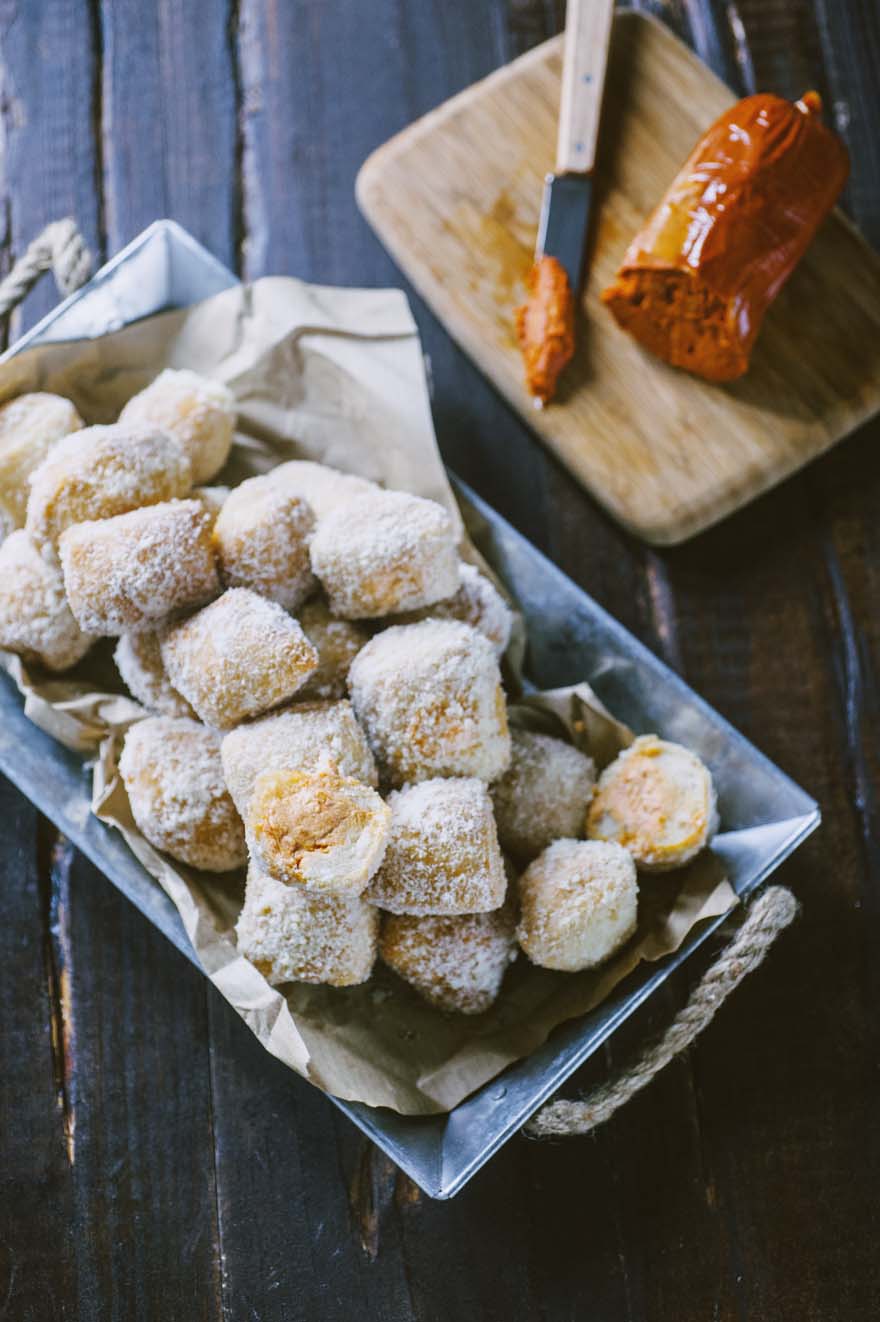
(356, 12, 880, 544)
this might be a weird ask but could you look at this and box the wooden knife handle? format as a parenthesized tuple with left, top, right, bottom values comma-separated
(556, 0, 615, 175)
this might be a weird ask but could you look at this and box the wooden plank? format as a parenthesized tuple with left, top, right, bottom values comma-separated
(205, 992, 423, 1322)
(0, 793, 76, 1321)
(813, 0, 880, 243)
(357, 12, 880, 545)
(62, 851, 223, 1320)
(0, 0, 103, 333)
(98, 0, 239, 265)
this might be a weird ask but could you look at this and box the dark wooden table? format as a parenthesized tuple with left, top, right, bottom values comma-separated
(2, 2, 878, 1318)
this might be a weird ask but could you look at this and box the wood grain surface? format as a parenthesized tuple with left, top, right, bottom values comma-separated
(357, 12, 880, 544)
(1, 1, 879, 1319)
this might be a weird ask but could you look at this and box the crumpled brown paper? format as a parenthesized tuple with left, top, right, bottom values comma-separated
(0, 277, 736, 1114)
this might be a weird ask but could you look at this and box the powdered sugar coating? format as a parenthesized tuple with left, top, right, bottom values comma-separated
(118, 716, 246, 871)
(517, 839, 638, 972)
(348, 619, 510, 786)
(221, 699, 377, 815)
(0, 392, 83, 534)
(586, 735, 717, 871)
(236, 860, 379, 986)
(380, 905, 517, 1014)
(310, 489, 460, 618)
(491, 728, 596, 859)
(114, 629, 195, 717)
(272, 459, 377, 521)
(59, 499, 219, 635)
(120, 369, 236, 483)
(213, 473, 315, 608)
(160, 587, 318, 730)
(297, 598, 369, 700)
(396, 563, 513, 657)
(26, 424, 192, 547)
(366, 777, 507, 915)
(0, 529, 95, 670)
(246, 767, 390, 895)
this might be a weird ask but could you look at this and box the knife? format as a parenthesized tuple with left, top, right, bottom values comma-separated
(537, 0, 615, 293)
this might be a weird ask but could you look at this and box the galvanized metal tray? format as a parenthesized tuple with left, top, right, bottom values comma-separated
(0, 221, 819, 1198)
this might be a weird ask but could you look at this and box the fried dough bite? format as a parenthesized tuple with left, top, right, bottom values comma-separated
(366, 777, 506, 916)
(310, 488, 459, 619)
(59, 498, 218, 635)
(246, 767, 390, 896)
(119, 368, 236, 483)
(0, 529, 95, 670)
(0, 392, 83, 535)
(213, 474, 315, 608)
(236, 860, 379, 987)
(586, 734, 717, 871)
(297, 598, 369, 701)
(348, 619, 510, 786)
(26, 424, 191, 547)
(114, 629, 195, 718)
(160, 587, 317, 730)
(380, 904, 517, 1014)
(118, 716, 246, 872)
(397, 563, 513, 657)
(220, 699, 378, 815)
(517, 839, 638, 972)
(271, 459, 377, 522)
(491, 728, 596, 860)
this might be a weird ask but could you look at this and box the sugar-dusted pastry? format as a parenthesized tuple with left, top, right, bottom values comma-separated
(491, 728, 596, 859)
(366, 777, 506, 915)
(586, 734, 717, 871)
(114, 630, 194, 718)
(192, 484, 230, 524)
(246, 767, 390, 896)
(380, 904, 517, 1014)
(119, 368, 236, 483)
(160, 587, 317, 730)
(0, 529, 95, 671)
(26, 424, 191, 547)
(0, 392, 83, 535)
(348, 619, 510, 786)
(517, 839, 638, 972)
(272, 459, 377, 521)
(236, 860, 379, 987)
(213, 473, 315, 608)
(220, 699, 378, 815)
(118, 716, 246, 872)
(310, 488, 459, 619)
(297, 598, 369, 701)
(397, 563, 513, 657)
(59, 499, 218, 635)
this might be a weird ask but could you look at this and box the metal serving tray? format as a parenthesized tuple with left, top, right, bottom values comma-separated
(0, 221, 820, 1198)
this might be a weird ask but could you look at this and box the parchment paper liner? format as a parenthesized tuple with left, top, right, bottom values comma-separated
(0, 278, 735, 1115)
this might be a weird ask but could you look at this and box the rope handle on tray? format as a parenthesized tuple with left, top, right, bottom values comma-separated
(0, 219, 92, 317)
(525, 884, 799, 1138)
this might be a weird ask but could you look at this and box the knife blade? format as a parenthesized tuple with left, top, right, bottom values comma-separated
(537, 171, 593, 294)
(536, 0, 615, 293)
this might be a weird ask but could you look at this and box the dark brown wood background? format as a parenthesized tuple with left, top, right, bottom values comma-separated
(1, 2, 878, 1318)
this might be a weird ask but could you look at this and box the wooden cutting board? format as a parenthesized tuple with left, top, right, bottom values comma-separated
(356, 12, 880, 545)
